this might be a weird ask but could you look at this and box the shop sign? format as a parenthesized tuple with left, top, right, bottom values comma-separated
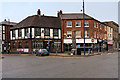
(24, 49, 29, 52)
(108, 41, 113, 45)
(17, 49, 23, 51)
(76, 39, 97, 43)
(91, 39, 94, 43)
(64, 39, 72, 43)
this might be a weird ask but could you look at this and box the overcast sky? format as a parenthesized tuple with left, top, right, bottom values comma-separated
(0, 0, 119, 32)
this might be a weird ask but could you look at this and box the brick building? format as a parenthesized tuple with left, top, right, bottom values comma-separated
(0, 19, 17, 53)
(58, 10, 112, 53)
(10, 10, 62, 53)
(103, 21, 119, 51)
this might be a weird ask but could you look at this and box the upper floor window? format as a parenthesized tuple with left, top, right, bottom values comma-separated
(2, 26, 5, 33)
(105, 26, 107, 31)
(2, 26, 5, 31)
(85, 21, 89, 27)
(100, 24, 102, 30)
(105, 34, 107, 39)
(97, 31, 99, 38)
(44, 28, 50, 36)
(18, 29, 22, 37)
(97, 23, 99, 28)
(67, 21, 72, 27)
(94, 31, 96, 38)
(12, 30, 15, 37)
(76, 21, 81, 27)
(94, 22, 96, 28)
(35, 28, 41, 36)
(85, 30, 89, 38)
(53, 29, 58, 36)
(67, 31, 72, 38)
(25, 28, 29, 36)
(76, 30, 81, 38)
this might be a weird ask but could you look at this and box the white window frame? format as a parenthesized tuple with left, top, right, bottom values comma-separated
(76, 30, 81, 38)
(85, 30, 89, 38)
(67, 21, 72, 27)
(76, 21, 81, 27)
(94, 22, 96, 28)
(67, 31, 72, 38)
(85, 21, 89, 27)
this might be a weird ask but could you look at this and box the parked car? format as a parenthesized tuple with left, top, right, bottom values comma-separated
(36, 49, 49, 56)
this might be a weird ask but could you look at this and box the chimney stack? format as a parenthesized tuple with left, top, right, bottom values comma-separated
(37, 9, 41, 15)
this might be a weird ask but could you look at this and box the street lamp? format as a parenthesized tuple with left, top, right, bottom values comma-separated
(83, 0, 86, 55)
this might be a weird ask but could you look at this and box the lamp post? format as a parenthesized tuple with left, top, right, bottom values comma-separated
(83, 0, 85, 55)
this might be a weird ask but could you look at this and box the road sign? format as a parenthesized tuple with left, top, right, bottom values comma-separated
(91, 39, 94, 43)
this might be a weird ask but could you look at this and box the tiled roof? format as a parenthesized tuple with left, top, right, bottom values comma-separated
(61, 13, 93, 20)
(11, 15, 61, 29)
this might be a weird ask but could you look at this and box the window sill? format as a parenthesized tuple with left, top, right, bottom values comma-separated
(76, 26, 81, 27)
(67, 26, 72, 27)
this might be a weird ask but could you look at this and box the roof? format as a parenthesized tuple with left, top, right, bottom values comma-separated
(0, 21, 17, 26)
(61, 13, 93, 20)
(103, 21, 119, 27)
(11, 15, 61, 29)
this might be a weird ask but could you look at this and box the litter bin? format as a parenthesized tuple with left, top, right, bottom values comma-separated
(77, 48, 81, 55)
(71, 49, 77, 55)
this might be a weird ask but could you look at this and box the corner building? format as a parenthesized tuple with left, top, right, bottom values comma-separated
(10, 10, 62, 53)
(58, 10, 111, 53)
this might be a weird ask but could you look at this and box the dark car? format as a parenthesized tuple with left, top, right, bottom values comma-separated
(36, 49, 49, 56)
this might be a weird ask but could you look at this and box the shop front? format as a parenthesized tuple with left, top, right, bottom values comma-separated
(32, 39, 61, 53)
(107, 40, 113, 51)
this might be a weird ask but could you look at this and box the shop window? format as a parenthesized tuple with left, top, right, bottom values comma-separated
(25, 42, 29, 48)
(76, 21, 81, 27)
(53, 29, 58, 36)
(67, 21, 72, 27)
(12, 42, 16, 48)
(32, 41, 43, 49)
(35, 28, 41, 36)
(18, 42, 22, 48)
(44, 28, 50, 36)
(53, 43, 61, 48)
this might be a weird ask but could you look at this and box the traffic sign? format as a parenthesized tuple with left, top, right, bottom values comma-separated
(91, 39, 94, 43)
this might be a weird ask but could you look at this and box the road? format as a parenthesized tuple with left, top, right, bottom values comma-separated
(2, 52, 118, 78)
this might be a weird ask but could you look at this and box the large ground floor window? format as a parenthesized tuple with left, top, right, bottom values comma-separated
(32, 41, 43, 49)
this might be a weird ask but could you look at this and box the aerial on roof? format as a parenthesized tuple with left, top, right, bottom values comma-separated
(11, 15, 61, 29)
(60, 13, 94, 20)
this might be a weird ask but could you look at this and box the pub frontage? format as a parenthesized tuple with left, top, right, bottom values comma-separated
(10, 9, 62, 53)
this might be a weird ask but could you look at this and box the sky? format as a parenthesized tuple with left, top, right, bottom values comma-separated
(0, 0, 119, 31)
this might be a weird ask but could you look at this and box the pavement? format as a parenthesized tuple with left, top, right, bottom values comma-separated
(1, 51, 117, 58)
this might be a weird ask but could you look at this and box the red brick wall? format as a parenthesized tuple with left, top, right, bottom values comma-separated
(10, 40, 32, 52)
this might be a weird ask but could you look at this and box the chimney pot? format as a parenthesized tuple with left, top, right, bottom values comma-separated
(37, 9, 41, 15)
